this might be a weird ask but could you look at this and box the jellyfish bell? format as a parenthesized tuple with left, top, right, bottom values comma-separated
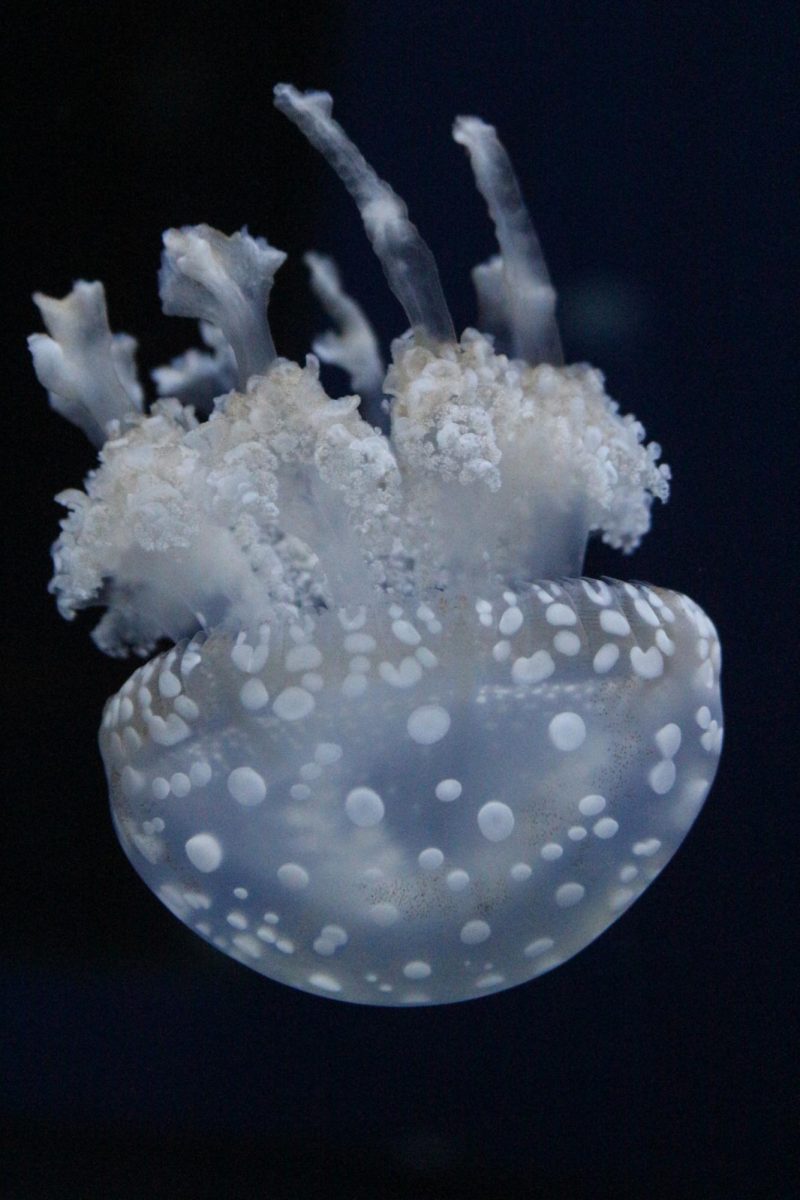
(31, 86, 722, 1005)
(102, 580, 720, 1005)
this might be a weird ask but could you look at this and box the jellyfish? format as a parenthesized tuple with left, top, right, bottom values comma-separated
(29, 86, 722, 1005)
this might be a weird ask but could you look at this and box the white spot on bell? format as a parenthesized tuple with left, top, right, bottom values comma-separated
(555, 882, 586, 908)
(548, 712, 586, 751)
(477, 801, 515, 842)
(578, 794, 606, 817)
(185, 833, 223, 873)
(655, 723, 682, 758)
(277, 863, 310, 890)
(460, 919, 491, 945)
(345, 786, 385, 827)
(630, 645, 664, 679)
(407, 704, 450, 744)
(511, 650, 555, 685)
(403, 960, 432, 979)
(273, 687, 315, 720)
(227, 766, 267, 806)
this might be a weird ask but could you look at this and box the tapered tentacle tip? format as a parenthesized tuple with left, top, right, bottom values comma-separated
(273, 83, 332, 117)
(452, 114, 492, 143)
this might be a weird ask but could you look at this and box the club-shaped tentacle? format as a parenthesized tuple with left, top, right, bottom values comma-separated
(275, 85, 455, 344)
(454, 116, 562, 366)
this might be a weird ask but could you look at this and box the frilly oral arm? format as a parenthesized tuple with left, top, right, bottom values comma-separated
(28, 281, 143, 447)
(304, 251, 385, 405)
(151, 322, 238, 416)
(159, 224, 286, 388)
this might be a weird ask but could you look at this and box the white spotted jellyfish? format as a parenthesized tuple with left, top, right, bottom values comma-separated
(30, 85, 723, 1005)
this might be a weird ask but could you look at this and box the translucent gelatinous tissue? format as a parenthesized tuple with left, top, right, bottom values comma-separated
(31, 86, 722, 1005)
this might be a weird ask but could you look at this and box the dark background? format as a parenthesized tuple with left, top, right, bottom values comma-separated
(3, 3, 797, 1197)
